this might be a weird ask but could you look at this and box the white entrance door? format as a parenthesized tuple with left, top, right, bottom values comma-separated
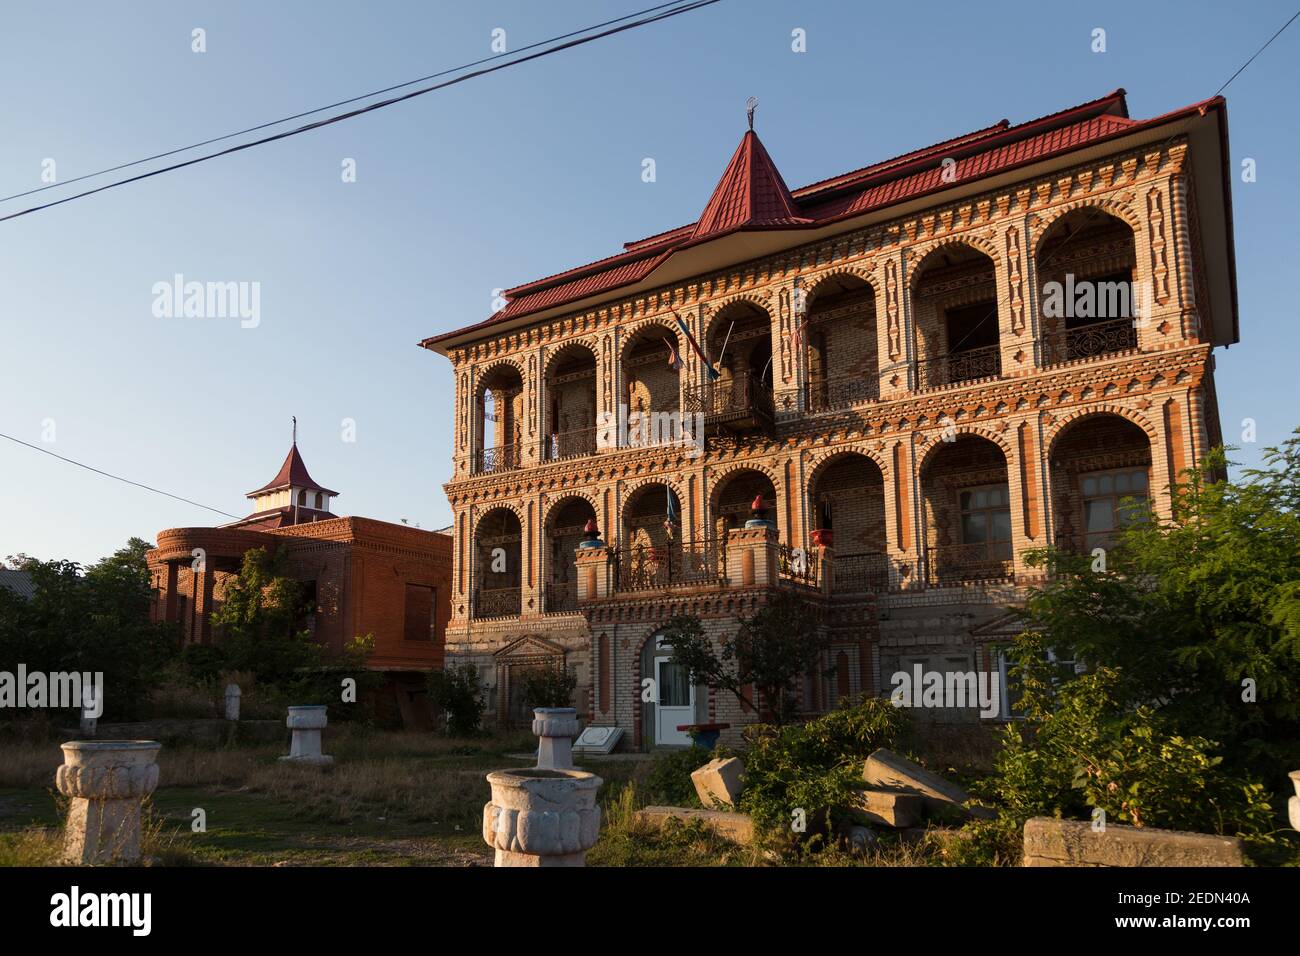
(655, 657, 695, 746)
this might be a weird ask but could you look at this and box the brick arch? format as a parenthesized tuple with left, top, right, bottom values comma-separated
(915, 424, 1013, 474)
(706, 462, 782, 517)
(618, 317, 682, 364)
(909, 234, 1001, 286)
(1045, 405, 1158, 460)
(801, 265, 878, 306)
(541, 491, 598, 529)
(473, 502, 524, 531)
(704, 292, 774, 342)
(542, 339, 598, 378)
(1031, 197, 1142, 259)
(805, 445, 890, 489)
(619, 474, 684, 501)
(474, 357, 526, 394)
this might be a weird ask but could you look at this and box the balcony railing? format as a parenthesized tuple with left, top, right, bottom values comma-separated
(544, 581, 579, 613)
(540, 427, 598, 463)
(1043, 318, 1138, 366)
(925, 542, 1014, 586)
(612, 537, 724, 593)
(472, 443, 521, 475)
(804, 374, 879, 413)
(915, 345, 1002, 390)
(683, 377, 774, 432)
(472, 586, 521, 618)
(777, 542, 820, 588)
(834, 551, 890, 593)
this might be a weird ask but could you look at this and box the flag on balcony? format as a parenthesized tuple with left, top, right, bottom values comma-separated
(664, 489, 679, 540)
(662, 336, 683, 371)
(670, 309, 720, 381)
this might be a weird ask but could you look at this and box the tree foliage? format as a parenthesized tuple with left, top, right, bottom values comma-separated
(661, 591, 829, 724)
(0, 538, 175, 720)
(1021, 432, 1300, 783)
(427, 663, 486, 736)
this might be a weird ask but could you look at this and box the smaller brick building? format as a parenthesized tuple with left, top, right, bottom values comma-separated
(146, 436, 452, 726)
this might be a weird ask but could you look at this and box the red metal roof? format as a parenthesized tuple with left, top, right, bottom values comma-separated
(691, 131, 811, 239)
(246, 443, 339, 498)
(422, 90, 1225, 346)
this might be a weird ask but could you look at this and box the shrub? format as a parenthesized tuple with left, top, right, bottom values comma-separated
(426, 664, 486, 737)
(518, 664, 576, 711)
(739, 695, 911, 840)
(992, 632, 1276, 843)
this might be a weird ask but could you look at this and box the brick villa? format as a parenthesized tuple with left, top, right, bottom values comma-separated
(147, 434, 452, 725)
(421, 89, 1237, 747)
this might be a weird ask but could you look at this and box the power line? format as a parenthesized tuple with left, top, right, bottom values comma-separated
(0, 0, 721, 224)
(0, 432, 239, 519)
(1215, 7, 1300, 96)
(0, 0, 693, 207)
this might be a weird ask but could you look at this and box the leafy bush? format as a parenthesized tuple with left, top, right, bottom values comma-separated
(992, 631, 1276, 843)
(642, 747, 716, 807)
(738, 695, 911, 840)
(518, 664, 576, 711)
(426, 664, 486, 736)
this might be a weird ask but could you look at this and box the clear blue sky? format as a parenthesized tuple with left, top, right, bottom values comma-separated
(2, 0, 1296, 566)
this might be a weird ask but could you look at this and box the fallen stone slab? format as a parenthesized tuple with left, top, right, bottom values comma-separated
(1022, 817, 1245, 867)
(851, 787, 922, 828)
(638, 806, 755, 845)
(691, 756, 745, 809)
(862, 749, 994, 819)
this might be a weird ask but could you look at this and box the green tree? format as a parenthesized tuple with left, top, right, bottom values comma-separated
(427, 663, 486, 736)
(0, 538, 175, 720)
(662, 591, 828, 724)
(519, 663, 576, 710)
(1021, 432, 1300, 782)
(207, 546, 321, 685)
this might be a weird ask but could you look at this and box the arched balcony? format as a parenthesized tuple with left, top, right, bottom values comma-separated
(615, 483, 721, 592)
(911, 244, 1002, 390)
(473, 365, 524, 474)
(542, 344, 598, 463)
(1037, 209, 1140, 366)
(685, 301, 774, 434)
(809, 453, 889, 592)
(621, 323, 683, 450)
(1048, 414, 1153, 554)
(544, 496, 597, 613)
(799, 275, 879, 413)
(472, 508, 521, 618)
(920, 435, 1014, 585)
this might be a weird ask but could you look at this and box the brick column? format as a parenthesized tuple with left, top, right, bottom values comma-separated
(726, 525, 778, 587)
(575, 546, 611, 602)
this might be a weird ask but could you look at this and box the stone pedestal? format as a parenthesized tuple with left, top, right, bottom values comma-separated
(279, 705, 333, 766)
(532, 707, 578, 770)
(483, 768, 602, 866)
(55, 740, 160, 865)
(224, 684, 241, 721)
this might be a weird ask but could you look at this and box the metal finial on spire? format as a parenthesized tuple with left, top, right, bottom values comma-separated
(746, 97, 758, 131)
(292, 416, 297, 445)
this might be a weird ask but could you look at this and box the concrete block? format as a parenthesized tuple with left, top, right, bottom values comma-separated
(1022, 817, 1245, 867)
(638, 806, 755, 845)
(862, 748, 979, 816)
(691, 756, 745, 809)
(851, 787, 922, 828)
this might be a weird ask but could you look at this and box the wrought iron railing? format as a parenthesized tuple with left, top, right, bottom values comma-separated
(914, 345, 1002, 389)
(925, 542, 1014, 586)
(544, 581, 579, 613)
(804, 374, 879, 413)
(1043, 318, 1138, 365)
(472, 443, 521, 475)
(777, 542, 820, 588)
(472, 586, 521, 618)
(612, 537, 724, 592)
(540, 427, 598, 463)
(683, 377, 774, 422)
(834, 551, 890, 593)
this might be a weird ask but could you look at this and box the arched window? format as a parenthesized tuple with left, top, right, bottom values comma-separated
(297, 490, 307, 507)
(314, 492, 323, 510)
